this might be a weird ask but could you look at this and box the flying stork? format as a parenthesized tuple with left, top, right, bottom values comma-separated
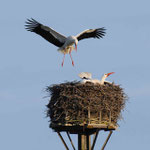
(25, 18, 106, 66)
(78, 72, 115, 85)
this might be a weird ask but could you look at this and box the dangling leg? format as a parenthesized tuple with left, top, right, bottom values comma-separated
(61, 54, 65, 67)
(69, 49, 74, 66)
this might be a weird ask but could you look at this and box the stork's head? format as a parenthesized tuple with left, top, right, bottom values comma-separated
(69, 36, 78, 52)
(71, 37, 78, 52)
(104, 72, 115, 79)
(74, 39, 78, 51)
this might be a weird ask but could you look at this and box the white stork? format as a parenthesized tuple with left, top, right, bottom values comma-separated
(78, 72, 115, 85)
(25, 18, 106, 66)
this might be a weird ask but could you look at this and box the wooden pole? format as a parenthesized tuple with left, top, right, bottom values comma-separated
(91, 130, 99, 150)
(78, 134, 84, 150)
(78, 134, 91, 150)
(101, 131, 113, 150)
(57, 132, 69, 150)
(86, 134, 91, 150)
(66, 132, 76, 150)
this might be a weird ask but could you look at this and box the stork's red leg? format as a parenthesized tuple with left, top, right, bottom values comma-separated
(69, 49, 74, 66)
(61, 54, 65, 67)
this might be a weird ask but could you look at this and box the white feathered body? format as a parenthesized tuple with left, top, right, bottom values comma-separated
(78, 72, 113, 85)
(57, 36, 78, 54)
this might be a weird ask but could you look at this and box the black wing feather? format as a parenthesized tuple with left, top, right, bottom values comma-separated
(77, 28, 106, 41)
(25, 18, 64, 47)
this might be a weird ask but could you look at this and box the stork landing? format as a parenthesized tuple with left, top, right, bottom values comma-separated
(25, 18, 106, 66)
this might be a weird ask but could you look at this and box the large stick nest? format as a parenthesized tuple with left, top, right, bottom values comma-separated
(46, 81, 127, 128)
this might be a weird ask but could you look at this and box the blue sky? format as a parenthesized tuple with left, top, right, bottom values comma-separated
(0, 0, 150, 149)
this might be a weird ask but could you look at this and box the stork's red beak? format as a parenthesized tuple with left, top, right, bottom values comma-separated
(75, 43, 77, 52)
(107, 72, 115, 77)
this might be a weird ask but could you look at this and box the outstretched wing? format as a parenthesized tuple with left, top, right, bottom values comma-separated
(78, 72, 92, 79)
(76, 28, 106, 41)
(25, 18, 66, 47)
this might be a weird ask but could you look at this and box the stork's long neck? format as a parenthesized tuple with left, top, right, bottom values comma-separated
(100, 75, 107, 84)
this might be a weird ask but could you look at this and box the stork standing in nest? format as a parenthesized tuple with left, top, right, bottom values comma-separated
(25, 18, 106, 66)
(78, 72, 115, 85)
